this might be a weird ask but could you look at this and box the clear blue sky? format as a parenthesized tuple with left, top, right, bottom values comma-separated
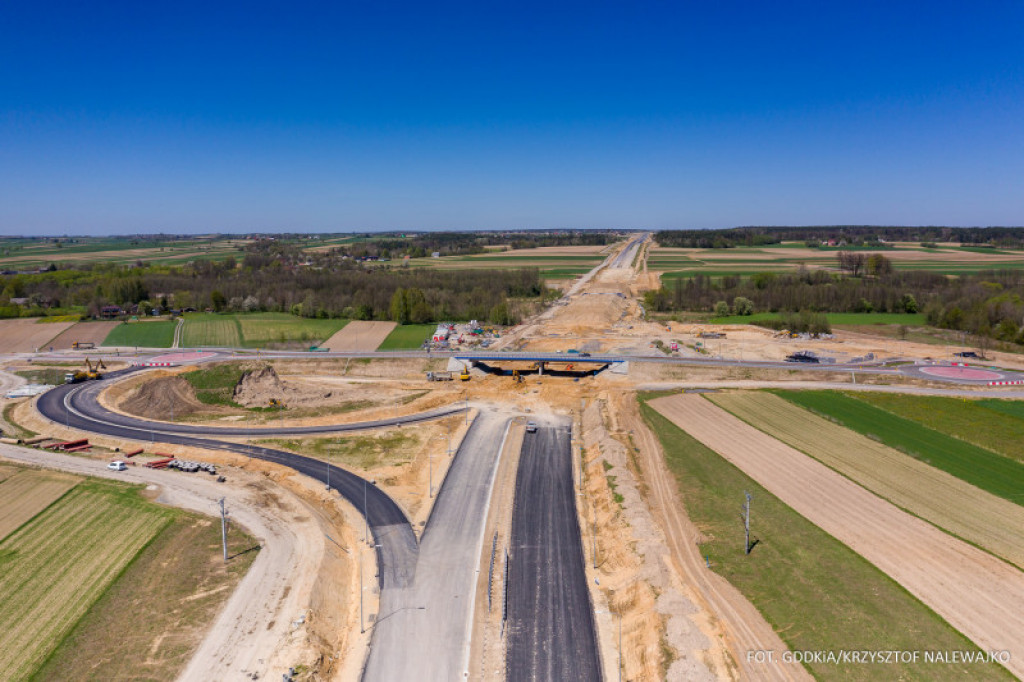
(2, 1, 1023, 234)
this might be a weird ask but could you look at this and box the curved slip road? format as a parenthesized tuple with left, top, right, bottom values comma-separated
(42, 367, 465, 439)
(35, 371, 517, 680)
(33, 369, 473, 591)
(506, 421, 602, 682)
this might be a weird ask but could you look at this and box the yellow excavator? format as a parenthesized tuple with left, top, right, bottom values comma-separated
(268, 398, 286, 409)
(459, 367, 471, 381)
(65, 358, 106, 384)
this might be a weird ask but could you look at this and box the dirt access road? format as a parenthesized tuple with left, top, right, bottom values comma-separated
(0, 444, 330, 681)
(650, 393, 1024, 679)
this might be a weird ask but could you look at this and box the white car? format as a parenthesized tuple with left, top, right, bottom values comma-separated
(107, 461, 127, 471)
(525, 422, 538, 433)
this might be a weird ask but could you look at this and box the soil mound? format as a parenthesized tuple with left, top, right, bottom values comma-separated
(233, 364, 333, 408)
(121, 375, 212, 420)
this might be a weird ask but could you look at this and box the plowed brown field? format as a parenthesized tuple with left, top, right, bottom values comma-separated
(0, 318, 75, 353)
(44, 321, 120, 350)
(321, 321, 396, 351)
(710, 391, 1024, 568)
(650, 393, 1024, 679)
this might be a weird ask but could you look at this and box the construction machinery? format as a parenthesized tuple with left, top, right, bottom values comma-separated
(65, 358, 106, 384)
(511, 369, 524, 384)
(459, 367, 471, 381)
(268, 398, 286, 409)
(72, 341, 95, 350)
(426, 371, 453, 381)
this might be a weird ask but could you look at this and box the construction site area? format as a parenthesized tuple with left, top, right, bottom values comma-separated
(2, 234, 1023, 682)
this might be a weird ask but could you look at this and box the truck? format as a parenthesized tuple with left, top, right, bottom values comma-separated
(72, 341, 95, 350)
(426, 371, 453, 382)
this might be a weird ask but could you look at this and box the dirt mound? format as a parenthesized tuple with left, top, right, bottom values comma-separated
(121, 375, 214, 420)
(233, 365, 333, 408)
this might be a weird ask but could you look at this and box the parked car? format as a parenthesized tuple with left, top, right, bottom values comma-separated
(107, 461, 127, 471)
(525, 421, 538, 433)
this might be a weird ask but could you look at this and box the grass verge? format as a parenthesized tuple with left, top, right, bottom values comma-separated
(259, 431, 419, 469)
(638, 393, 1011, 681)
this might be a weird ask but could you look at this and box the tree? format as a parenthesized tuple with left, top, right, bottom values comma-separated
(714, 300, 730, 316)
(898, 293, 918, 314)
(733, 296, 754, 316)
(389, 289, 409, 324)
(211, 290, 226, 312)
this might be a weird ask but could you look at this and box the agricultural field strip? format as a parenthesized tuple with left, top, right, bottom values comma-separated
(0, 470, 80, 541)
(0, 487, 169, 678)
(775, 392, 1024, 500)
(639, 401, 995, 682)
(182, 316, 242, 347)
(709, 392, 1024, 569)
(649, 393, 1024, 678)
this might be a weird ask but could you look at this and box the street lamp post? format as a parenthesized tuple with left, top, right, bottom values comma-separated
(360, 543, 382, 634)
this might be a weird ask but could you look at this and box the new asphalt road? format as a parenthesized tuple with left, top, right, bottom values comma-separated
(363, 411, 510, 681)
(36, 370, 513, 678)
(506, 420, 602, 682)
(32, 369, 467, 589)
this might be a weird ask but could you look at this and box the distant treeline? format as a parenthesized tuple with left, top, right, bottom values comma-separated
(334, 230, 615, 259)
(655, 226, 1024, 249)
(645, 255, 1024, 345)
(0, 240, 547, 324)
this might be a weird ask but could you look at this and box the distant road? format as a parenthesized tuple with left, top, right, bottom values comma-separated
(506, 421, 602, 682)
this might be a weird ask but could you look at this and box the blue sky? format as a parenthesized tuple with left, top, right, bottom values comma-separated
(2, 1, 1023, 234)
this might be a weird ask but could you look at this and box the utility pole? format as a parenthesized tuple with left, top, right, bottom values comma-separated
(364, 478, 369, 544)
(742, 491, 752, 555)
(219, 497, 228, 561)
(428, 448, 433, 498)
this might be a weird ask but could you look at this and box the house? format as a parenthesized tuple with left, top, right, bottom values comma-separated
(100, 305, 123, 319)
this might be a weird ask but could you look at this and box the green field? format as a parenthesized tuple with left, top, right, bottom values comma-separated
(377, 323, 434, 350)
(0, 480, 171, 678)
(33, 506, 257, 681)
(181, 313, 347, 348)
(102, 320, 177, 347)
(774, 391, 1024, 504)
(709, 312, 926, 326)
(639, 395, 1008, 681)
(853, 393, 1024, 463)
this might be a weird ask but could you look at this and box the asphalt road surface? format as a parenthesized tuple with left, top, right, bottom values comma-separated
(364, 411, 510, 682)
(44, 367, 465, 438)
(506, 421, 602, 682)
(35, 370, 435, 588)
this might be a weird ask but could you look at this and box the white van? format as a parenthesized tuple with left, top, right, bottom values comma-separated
(107, 461, 127, 471)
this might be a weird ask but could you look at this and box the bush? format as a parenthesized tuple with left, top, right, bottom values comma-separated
(733, 296, 754, 316)
(713, 300, 730, 316)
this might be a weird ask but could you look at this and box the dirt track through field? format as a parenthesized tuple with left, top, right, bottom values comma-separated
(0, 318, 75, 353)
(650, 393, 1024, 679)
(710, 391, 1024, 568)
(322, 321, 396, 351)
